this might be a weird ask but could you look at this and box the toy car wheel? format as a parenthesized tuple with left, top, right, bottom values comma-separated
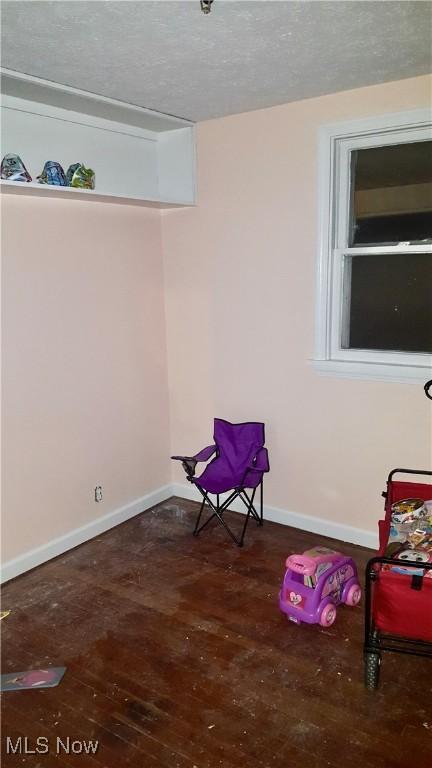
(345, 584, 362, 606)
(287, 615, 301, 624)
(319, 603, 337, 627)
(364, 652, 380, 690)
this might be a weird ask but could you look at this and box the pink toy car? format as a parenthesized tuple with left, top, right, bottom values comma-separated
(279, 546, 361, 627)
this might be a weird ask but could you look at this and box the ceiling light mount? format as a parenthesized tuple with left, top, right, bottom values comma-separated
(200, 0, 214, 14)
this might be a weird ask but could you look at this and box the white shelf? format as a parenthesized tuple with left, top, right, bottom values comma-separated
(1, 69, 197, 207)
(0, 179, 195, 209)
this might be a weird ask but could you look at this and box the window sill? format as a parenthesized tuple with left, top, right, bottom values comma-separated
(311, 359, 431, 384)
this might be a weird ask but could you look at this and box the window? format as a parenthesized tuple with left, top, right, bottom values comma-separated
(314, 110, 432, 383)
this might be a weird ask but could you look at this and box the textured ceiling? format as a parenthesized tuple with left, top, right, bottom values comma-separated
(1, 1, 431, 122)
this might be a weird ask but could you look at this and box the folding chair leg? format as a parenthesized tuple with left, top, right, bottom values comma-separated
(194, 497, 242, 546)
(260, 479, 264, 526)
(193, 492, 210, 536)
(216, 510, 244, 546)
(193, 485, 262, 547)
(193, 489, 236, 543)
(238, 487, 257, 547)
(239, 489, 260, 525)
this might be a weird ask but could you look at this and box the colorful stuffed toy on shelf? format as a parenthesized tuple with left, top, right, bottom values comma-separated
(37, 161, 67, 186)
(1, 153, 32, 182)
(66, 163, 95, 189)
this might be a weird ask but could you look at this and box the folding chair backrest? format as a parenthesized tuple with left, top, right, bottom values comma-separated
(214, 418, 265, 479)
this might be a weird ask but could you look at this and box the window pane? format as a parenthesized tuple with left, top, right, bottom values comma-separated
(350, 141, 432, 246)
(344, 252, 432, 353)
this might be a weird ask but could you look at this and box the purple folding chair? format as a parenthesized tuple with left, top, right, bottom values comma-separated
(172, 418, 269, 547)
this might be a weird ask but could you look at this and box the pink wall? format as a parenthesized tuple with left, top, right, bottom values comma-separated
(163, 75, 432, 535)
(2, 196, 170, 562)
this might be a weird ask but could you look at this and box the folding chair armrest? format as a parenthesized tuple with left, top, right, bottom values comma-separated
(171, 454, 198, 479)
(193, 444, 217, 462)
(171, 445, 216, 479)
(248, 447, 269, 473)
(171, 445, 216, 463)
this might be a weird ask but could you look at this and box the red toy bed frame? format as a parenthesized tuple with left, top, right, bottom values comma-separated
(364, 468, 432, 689)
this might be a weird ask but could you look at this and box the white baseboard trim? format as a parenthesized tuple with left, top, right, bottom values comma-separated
(1, 481, 377, 583)
(1, 484, 172, 584)
(171, 482, 378, 550)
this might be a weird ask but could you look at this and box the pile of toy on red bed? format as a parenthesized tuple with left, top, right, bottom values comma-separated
(383, 495, 432, 576)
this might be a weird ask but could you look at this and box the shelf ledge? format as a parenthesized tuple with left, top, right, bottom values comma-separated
(0, 179, 195, 209)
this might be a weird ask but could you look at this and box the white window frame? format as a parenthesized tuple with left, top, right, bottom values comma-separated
(313, 109, 432, 384)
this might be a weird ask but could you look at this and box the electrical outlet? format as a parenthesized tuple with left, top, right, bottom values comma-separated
(94, 486, 103, 502)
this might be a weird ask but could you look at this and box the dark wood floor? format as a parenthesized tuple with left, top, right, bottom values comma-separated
(1, 498, 431, 768)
